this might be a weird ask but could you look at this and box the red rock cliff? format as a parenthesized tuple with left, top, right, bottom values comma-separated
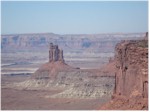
(114, 39, 148, 98)
(99, 34, 148, 110)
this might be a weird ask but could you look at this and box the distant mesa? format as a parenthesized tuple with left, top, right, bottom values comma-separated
(49, 43, 64, 63)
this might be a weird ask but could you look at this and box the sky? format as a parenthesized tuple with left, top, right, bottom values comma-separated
(1, 1, 148, 34)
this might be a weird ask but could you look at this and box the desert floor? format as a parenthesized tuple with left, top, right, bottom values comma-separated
(1, 75, 110, 110)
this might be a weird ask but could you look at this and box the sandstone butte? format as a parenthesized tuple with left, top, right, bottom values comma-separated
(98, 32, 148, 110)
(31, 43, 101, 80)
(31, 43, 77, 80)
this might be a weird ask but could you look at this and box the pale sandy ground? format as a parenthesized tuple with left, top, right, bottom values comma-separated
(1, 75, 110, 110)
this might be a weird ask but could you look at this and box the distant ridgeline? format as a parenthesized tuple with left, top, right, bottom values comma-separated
(1, 33, 145, 52)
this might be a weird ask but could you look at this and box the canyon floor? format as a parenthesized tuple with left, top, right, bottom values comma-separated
(1, 75, 111, 110)
(1, 52, 114, 110)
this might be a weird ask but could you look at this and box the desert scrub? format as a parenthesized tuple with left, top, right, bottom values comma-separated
(137, 40, 148, 48)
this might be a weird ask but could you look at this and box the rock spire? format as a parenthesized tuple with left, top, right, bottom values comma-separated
(49, 43, 64, 62)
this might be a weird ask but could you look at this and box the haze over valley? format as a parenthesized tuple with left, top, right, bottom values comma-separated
(1, 1, 148, 110)
(1, 33, 145, 74)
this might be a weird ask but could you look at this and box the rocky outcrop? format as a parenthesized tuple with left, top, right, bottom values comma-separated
(4, 44, 115, 99)
(6, 61, 115, 99)
(114, 39, 148, 98)
(49, 43, 64, 62)
(99, 33, 148, 110)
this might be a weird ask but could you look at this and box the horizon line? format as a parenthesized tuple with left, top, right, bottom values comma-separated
(1, 32, 147, 36)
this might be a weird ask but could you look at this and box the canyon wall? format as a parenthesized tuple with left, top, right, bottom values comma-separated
(99, 34, 148, 110)
(114, 39, 148, 98)
(1, 33, 145, 53)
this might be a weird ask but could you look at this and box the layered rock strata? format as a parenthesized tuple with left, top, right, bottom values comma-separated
(4, 43, 115, 99)
(99, 33, 148, 110)
(114, 40, 148, 98)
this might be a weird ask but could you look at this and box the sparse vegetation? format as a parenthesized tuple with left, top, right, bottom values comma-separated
(137, 40, 148, 48)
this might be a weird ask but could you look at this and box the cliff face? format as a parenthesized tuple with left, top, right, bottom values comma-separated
(49, 43, 64, 62)
(99, 38, 148, 110)
(114, 40, 148, 98)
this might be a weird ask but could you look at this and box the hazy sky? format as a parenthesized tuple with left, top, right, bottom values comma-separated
(1, 1, 148, 34)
